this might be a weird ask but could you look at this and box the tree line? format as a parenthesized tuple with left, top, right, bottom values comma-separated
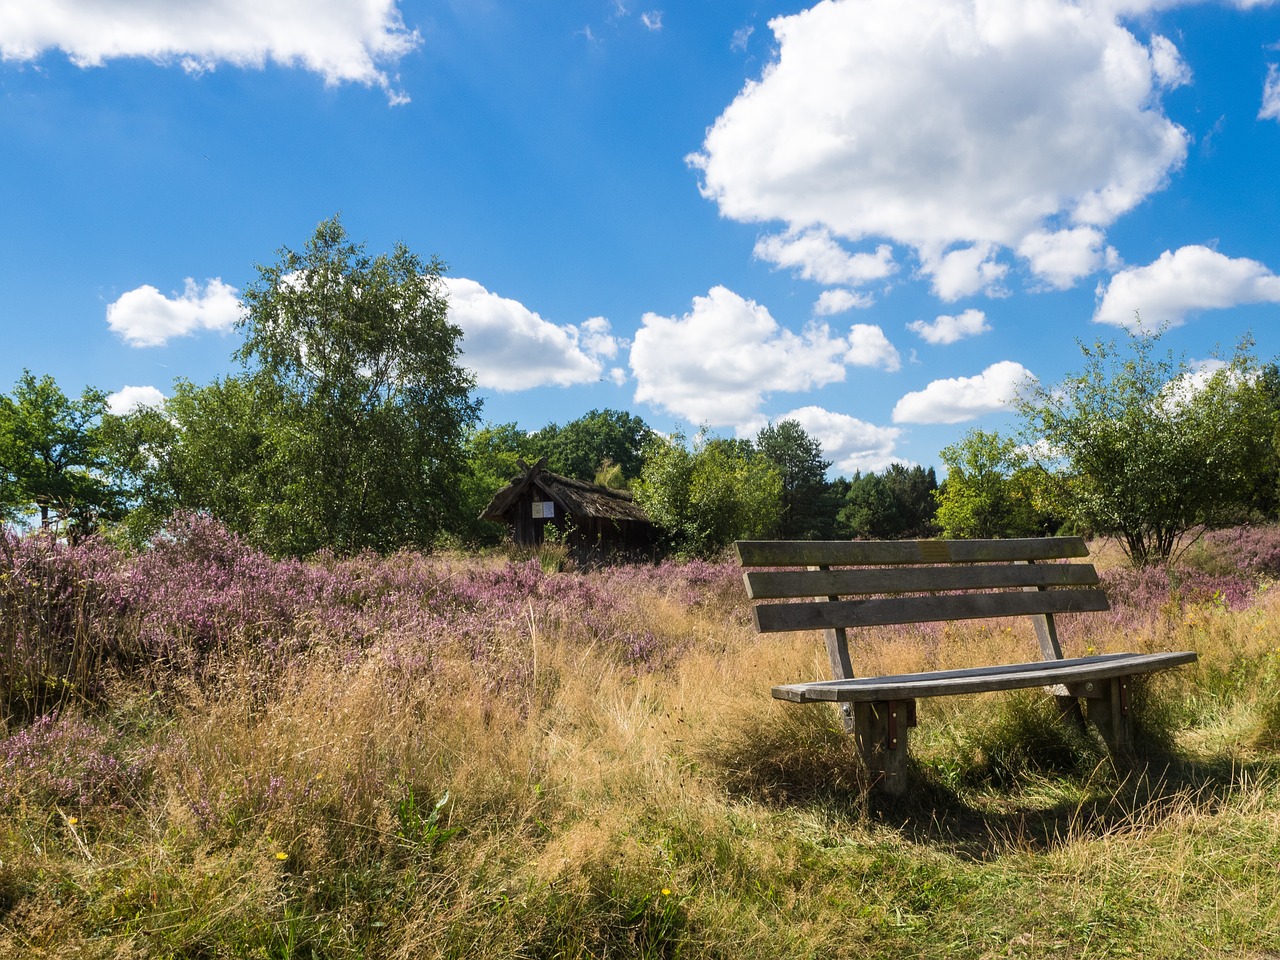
(4, 218, 1279, 566)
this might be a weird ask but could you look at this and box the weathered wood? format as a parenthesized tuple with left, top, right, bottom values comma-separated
(1083, 676, 1135, 756)
(736, 536, 1089, 568)
(744, 562, 1100, 600)
(772, 652, 1196, 703)
(754, 587, 1110, 633)
(854, 700, 915, 795)
(1023, 562, 1087, 722)
(739, 537, 1197, 794)
(814, 565, 858, 733)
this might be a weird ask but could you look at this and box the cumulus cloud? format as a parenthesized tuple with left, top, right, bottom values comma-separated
(0, 0, 420, 103)
(445, 278, 618, 391)
(1093, 245, 1280, 330)
(923, 243, 1009, 301)
(908, 308, 991, 346)
(814, 289, 874, 315)
(106, 385, 167, 415)
(892, 360, 1034, 424)
(689, 0, 1189, 293)
(1262, 63, 1280, 121)
(1149, 34, 1192, 88)
(106, 278, 242, 347)
(629, 286, 850, 426)
(846, 324, 901, 371)
(754, 230, 896, 287)
(1017, 227, 1110, 288)
(779, 405, 902, 474)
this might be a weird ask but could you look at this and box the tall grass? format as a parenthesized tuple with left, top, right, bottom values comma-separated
(2, 521, 1280, 957)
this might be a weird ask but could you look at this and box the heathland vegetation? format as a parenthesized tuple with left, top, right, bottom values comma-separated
(3, 519, 1280, 956)
(4, 220, 1280, 955)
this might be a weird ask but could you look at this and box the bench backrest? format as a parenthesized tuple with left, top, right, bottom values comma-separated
(735, 537, 1108, 677)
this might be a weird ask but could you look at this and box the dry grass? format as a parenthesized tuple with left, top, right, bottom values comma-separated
(2, 533, 1280, 957)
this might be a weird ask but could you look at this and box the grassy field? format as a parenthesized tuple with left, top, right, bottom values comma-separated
(3, 517, 1280, 958)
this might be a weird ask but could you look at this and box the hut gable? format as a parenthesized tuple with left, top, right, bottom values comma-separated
(480, 458, 654, 557)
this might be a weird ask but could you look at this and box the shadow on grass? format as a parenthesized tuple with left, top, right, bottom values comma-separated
(870, 751, 1280, 862)
(702, 688, 1280, 862)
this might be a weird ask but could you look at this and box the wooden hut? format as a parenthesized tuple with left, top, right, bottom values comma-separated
(479, 458, 656, 561)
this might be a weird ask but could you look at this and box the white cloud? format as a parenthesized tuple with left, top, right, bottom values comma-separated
(1149, 34, 1192, 89)
(445, 278, 617, 391)
(629, 285, 849, 426)
(1262, 64, 1280, 121)
(640, 11, 663, 31)
(923, 243, 1008, 300)
(908, 308, 991, 346)
(846, 324, 901, 372)
(1017, 227, 1109, 288)
(1093, 245, 1280, 330)
(579, 316, 619, 359)
(106, 278, 242, 347)
(0, 0, 420, 104)
(106, 385, 166, 415)
(754, 230, 896, 287)
(814, 289, 874, 315)
(892, 360, 1034, 424)
(689, 0, 1189, 292)
(731, 25, 754, 52)
(779, 405, 902, 474)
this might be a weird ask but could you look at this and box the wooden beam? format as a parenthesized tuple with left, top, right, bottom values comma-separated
(744, 562, 1100, 600)
(754, 588, 1109, 633)
(735, 537, 1089, 567)
(771, 651, 1197, 703)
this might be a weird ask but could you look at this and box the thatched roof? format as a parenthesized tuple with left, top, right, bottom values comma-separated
(479, 458, 651, 525)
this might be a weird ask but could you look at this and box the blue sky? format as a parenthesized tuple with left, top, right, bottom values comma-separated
(2, 0, 1279, 476)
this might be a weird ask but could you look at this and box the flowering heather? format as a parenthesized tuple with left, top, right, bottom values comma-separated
(1100, 564, 1255, 614)
(3, 516, 743, 719)
(1199, 524, 1280, 580)
(0, 527, 129, 717)
(0, 711, 149, 811)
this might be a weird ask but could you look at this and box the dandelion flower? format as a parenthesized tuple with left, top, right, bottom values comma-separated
(661, 888, 672, 897)
(276, 852, 288, 861)
(67, 817, 78, 826)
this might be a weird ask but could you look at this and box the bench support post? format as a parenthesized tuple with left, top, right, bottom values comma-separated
(853, 700, 916, 796)
(816, 565, 858, 734)
(1026, 577, 1089, 735)
(1070, 676, 1134, 756)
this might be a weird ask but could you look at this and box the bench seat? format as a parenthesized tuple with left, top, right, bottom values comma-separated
(772, 651, 1198, 703)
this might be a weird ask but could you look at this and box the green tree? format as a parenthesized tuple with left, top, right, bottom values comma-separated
(534, 408, 655, 483)
(238, 216, 481, 554)
(130, 217, 481, 556)
(452, 422, 539, 546)
(1016, 332, 1277, 565)
(633, 430, 782, 558)
(839, 464, 939, 540)
(839, 471, 901, 539)
(755, 419, 836, 539)
(935, 430, 1049, 540)
(0, 371, 122, 536)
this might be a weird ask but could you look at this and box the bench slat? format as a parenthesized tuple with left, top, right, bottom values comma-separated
(771, 651, 1197, 703)
(736, 537, 1089, 568)
(753, 587, 1109, 633)
(744, 562, 1100, 600)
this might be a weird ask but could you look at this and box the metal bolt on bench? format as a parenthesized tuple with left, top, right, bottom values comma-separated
(735, 537, 1198, 796)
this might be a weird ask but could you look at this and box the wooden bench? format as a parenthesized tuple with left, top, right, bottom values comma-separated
(735, 536, 1197, 795)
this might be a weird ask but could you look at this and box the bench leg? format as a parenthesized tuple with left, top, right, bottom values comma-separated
(853, 700, 915, 795)
(1079, 676, 1134, 757)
